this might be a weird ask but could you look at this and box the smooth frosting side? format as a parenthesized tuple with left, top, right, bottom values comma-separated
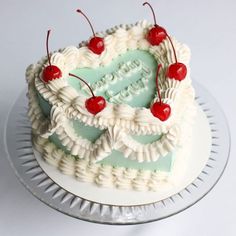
(26, 20, 195, 164)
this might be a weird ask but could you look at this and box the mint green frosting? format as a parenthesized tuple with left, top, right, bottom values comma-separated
(69, 50, 158, 108)
(98, 150, 173, 172)
(131, 133, 162, 144)
(49, 134, 70, 155)
(72, 120, 105, 143)
(37, 93, 51, 117)
(37, 49, 174, 172)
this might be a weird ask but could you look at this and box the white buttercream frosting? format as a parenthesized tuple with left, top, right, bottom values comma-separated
(26, 20, 196, 191)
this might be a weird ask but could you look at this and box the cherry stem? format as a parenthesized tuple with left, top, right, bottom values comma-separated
(166, 34, 178, 63)
(46, 30, 52, 68)
(143, 2, 157, 26)
(156, 64, 163, 105)
(69, 73, 95, 97)
(76, 9, 96, 37)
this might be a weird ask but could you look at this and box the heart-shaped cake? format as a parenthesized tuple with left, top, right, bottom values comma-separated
(26, 20, 195, 191)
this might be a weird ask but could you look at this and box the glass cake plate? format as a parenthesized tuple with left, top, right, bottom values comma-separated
(4, 81, 230, 225)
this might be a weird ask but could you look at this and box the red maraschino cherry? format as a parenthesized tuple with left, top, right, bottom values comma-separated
(42, 30, 62, 83)
(76, 9, 104, 55)
(143, 2, 167, 46)
(165, 34, 187, 81)
(69, 73, 106, 115)
(143, 2, 187, 81)
(150, 64, 171, 121)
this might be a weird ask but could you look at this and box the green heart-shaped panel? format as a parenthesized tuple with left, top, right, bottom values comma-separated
(69, 49, 157, 108)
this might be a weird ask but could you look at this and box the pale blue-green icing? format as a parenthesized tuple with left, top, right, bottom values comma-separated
(98, 150, 174, 172)
(37, 93, 51, 117)
(49, 134, 70, 155)
(72, 120, 105, 143)
(68, 50, 157, 108)
(37, 49, 174, 172)
(131, 133, 162, 144)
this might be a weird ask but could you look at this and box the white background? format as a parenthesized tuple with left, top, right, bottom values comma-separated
(0, 0, 235, 235)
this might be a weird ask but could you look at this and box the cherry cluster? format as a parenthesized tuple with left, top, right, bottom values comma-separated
(143, 2, 187, 121)
(143, 2, 187, 82)
(41, 4, 187, 120)
(42, 9, 106, 115)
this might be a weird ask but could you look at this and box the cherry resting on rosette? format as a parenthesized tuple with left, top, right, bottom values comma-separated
(69, 73, 106, 115)
(42, 30, 62, 83)
(143, 2, 187, 81)
(76, 9, 104, 55)
(150, 64, 171, 121)
(143, 2, 167, 46)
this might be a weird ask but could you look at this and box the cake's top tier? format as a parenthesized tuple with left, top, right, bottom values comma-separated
(26, 20, 195, 163)
(26, 20, 194, 136)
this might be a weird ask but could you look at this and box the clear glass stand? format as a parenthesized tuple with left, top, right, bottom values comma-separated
(4, 81, 230, 225)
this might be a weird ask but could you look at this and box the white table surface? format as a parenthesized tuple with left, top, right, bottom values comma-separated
(0, 0, 235, 235)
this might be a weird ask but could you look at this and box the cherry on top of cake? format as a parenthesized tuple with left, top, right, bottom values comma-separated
(69, 73, 106, 115)
(42, 30, 62, 83)
(143, 2, 187, 81)
(150, 64, 171, 121)
(76, 9, 105, 55)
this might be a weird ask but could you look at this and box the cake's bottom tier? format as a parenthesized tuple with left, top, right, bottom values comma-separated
(33, 132, 192, 192)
